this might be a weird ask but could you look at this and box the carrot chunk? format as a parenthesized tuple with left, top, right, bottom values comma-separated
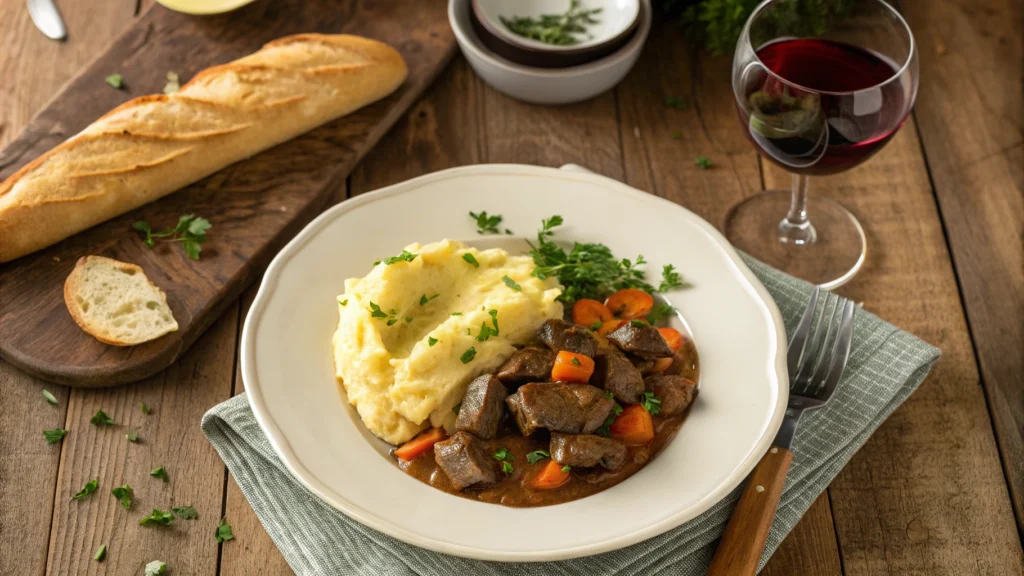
(551, 350, 595, 383)
(658, 328, 684, 352)
(650, 357, 675, 374)
(393, 427, 446, 462)
(530, 459, 571, 490)
(610, 405, 655, 445)
(604, 288, 655, 319)
(572, 299, 614, 327)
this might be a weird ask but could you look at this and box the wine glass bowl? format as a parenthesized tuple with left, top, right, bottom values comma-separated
(724, 0, 918, 287)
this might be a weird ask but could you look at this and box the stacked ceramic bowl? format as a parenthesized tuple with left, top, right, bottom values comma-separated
(449, 0, 652, 105)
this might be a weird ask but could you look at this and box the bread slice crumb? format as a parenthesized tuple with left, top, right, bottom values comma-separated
(64, 256, 178, 346)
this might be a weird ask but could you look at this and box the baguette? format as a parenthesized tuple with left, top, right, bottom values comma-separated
(0, 34, 407, 263)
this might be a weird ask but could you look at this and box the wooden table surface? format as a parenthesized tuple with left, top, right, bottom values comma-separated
(1, 1, 1021, 574)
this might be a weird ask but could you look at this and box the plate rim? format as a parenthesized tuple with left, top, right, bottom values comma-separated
(241, 163, 790, 561)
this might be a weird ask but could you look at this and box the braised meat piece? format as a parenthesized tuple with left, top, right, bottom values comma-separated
(496, 347, 556, 387)
(644, 374, 697, 417)
(433, 431, 497, 490)
(628, 356, 656, 376)
(606, 322, 673, 359)
(592, 348, 644, 404)
(537, 319, 598, 358)
(455, 375, 507, 439)
(506, 382, 614, 436)
(550, 433, 627, 470)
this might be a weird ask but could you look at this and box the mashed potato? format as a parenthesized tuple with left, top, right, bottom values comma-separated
(332, 239, 563, 445)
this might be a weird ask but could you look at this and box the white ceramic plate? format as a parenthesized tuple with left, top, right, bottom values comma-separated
(242, 164, 788, 561)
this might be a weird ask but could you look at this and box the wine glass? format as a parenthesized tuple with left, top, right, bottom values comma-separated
(724, 0, 918, 288)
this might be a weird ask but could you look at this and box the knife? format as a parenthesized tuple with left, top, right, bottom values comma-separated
(26, 0, 67, 41)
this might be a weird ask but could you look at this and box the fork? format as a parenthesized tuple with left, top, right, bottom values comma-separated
(707, 287, 856, 576)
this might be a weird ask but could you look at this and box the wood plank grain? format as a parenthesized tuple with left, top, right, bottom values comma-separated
(901, 0, 1024, 532)
(615, 23, 844, 574)
(0, 1, 141, 574)
(761, 122, 1024, 573)
(44, 305, 237, 574)
(0, 0, 456, 387)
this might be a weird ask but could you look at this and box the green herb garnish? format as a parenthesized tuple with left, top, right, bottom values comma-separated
(141, 402, 151, 414)
(139, 509, 174, 526)
(90, 410, 115, 426)
(452, 403, 461, 415)
(470, 211, 503, 234)
(493, 448, 514, 474)
(665, 96, 688, 110)
(428, 337, 439, 347)
(378, 250, 418, 266)
(696, 156, 713, 169)
(133, 214, 211, 260)
(596, 402, 623, 437)
(462, 253, 480, 268)
(173, 506, 198, 519)
(570, 357, 581, 366)
(500, 461, 514, 474)
(111, 484, 133, 509)
(339, 299, 348, 306)
(419, 293, 440, 305)
(561, 465, 572, 472)
(604, 391, 615, 399)
(150, 466, 169, 482)
(72, 479, 99, 500)
(105, 74, 123, 89)
(145, 560, 168, 575)
(405, 316, 413, 323)
(502, 275, 522, 292)
(630, 319, 648, 327)
(42, 389, 58, 405)
(94, 544, 107, 562)
(646, 303, 676, 324)
(44, 428, 68, 444)
(126, 430, 139, 443)
(590, 321, 603, 331)
(641, 391, 662, 415)
(369, 302, 388, 318)
(451, 312, 462, 316)
(461, 347, 477, 364)
(526, 450, 550, 464)
(476, 310, 500, 342)
(215, 517, 234, 543)
(500, 0, 601, 46)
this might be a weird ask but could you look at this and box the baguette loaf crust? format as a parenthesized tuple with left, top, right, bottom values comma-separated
(0, 34, 407, 263)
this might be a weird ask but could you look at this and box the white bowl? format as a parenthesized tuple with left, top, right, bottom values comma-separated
(241, 164, 789, 561)
(474, 0, 640, 52)
(449, 0, 651, 105)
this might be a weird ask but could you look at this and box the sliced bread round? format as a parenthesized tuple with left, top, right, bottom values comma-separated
(63, 256, 178, 346)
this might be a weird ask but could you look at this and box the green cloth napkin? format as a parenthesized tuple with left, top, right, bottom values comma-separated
(202, 256, 939, 575)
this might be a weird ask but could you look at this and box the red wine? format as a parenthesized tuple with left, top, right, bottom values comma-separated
(737, 38, 908, 175)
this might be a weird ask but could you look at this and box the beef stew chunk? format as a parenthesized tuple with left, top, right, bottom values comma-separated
(644, 374, 697, 417)
(506, 382, 615, 436)
(628, 356, 656, 376)
(592, 348, 644, 404)
(606, 322, 674, 359)
(537, 319, 598, 358)
(550, 433, 627, 470)
(433, 431, 497, 490)
(455, 375, 507, 439)
(496, 348, 556, 387)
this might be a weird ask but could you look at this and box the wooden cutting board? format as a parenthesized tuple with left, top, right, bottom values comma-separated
(0, 0, 456, 387)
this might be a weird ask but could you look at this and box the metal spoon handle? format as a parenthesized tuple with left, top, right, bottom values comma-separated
(26, 0, 67, 41)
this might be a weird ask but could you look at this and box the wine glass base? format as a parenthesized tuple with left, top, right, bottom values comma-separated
(723, 191, 866, 289)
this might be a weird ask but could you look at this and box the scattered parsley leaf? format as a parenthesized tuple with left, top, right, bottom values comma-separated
(658, 264, 688, 292)
(561, 465, 572, 472)
(672, 130, 683, 140)
(419, 294, 428, 305)
(105, 74, 123, 89)
(596, 402, 623, 437)
(475, 310, 500, 342)
(500, 461, 514, 474)
(505, 229, 513, 235)
(502, 275, 522, 291)
(646, 303, 676, 324)
(141, 402, 151, 414)
(139, 509, 174, 526)
(604, 391, 615, 399)
(150, 466, 169, 483)
(590, 321, 603, 331)
(665, 95, 688, 110)
(460, 347, 477, 364)
(462, 253, 480, 268)
(696, 156, 712, 169)
(405, 316, 413, 323)
(172, 506, 198, 519)
(452, 403, 461, 415)
(379, 250, 418, 265)
(44, 428, 68, 444)
(134, 214, 211, 259)
(145, 560, 168, 575)
(641, 391, 662, 415)
(163, 71, 180, 94)
(127, 430, 139, 443)
(492, 448, 512, 461)
(470, 211, 503, 234)
(90, 410, 115, 426)
(451, 312, 462, 316)
(111, 484, 133, 509)
(72, 479, 99, 500)
(94, 544, 107, 562)
(428, 337, 438, 347)
(526, 450, 550, 464)
(571, 357, 581, 366)
(215, 517, 234, 543)
(386, 318, 398, 326)
(630, 319, 648, 327)
(368, 302, 388, 318)
(42, 389, 58, 405)
(339, 299, 348, 306)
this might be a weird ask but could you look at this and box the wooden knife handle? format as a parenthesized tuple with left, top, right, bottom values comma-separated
(706, 446, 793, 576)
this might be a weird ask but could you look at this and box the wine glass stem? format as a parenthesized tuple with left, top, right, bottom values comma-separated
(779, 174, 817, 245)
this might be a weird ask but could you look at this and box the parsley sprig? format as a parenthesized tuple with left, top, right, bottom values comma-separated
(374, 250, 418, 266)
(139, 509, 174, 526)
(476, 310, 500, 342)
(369, 302, 402, 326)
(111, 484, 133, 509)
(470, 211, 503, 234)
(641, 391, 663, 415)
(526, 450, 550, 464)
(44, 428, 68, 444)
(72, 479, 99, 500)
(133, 214, 211, 260)
(528, 216, 687, 305)
(500, 0, 601, 46)
(493, 448, 514, 474)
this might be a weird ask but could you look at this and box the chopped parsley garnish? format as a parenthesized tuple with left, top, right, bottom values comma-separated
(451, 312, 462, 316)
(173, 506, 198, 519)
(696, 156, 713, 169)
(462, 253, 480, 268)
(630, 319, 648, 327)
(646, 303, 676, 324)
(105, 74, 123, 89)
(111, 484, 133, 509)
(665, 95, 688, 110)
(470, 210, 503, 234)
(141, 402, 151, 414)
(133, 214, 211, 260)
(590, 321, 603, 331)
(526, 450, 550, 464)
(43, 428, 68, 444)
(215, 517, 234, 543)
(90, 410, 115, 426)
(460, 347, 477, 363)
(369, 302, 388, 318)
(452, 403, 461, 415)
(145, 560, 168, 575)
(150, 466, 169, 482)
(500, 461, 514, 474)
(500, 0, 601, 46)
(502, 275, 522, 292)
(72, 479, 99, 500)
(94, 544, 107, 562)
(428, 337, 438, 347)
(127, 430, 139, 442)
(561, 465, 572, 472)
(571, 357, 581, 366)
(641, 391, 662, 415)
(386, 318, 398, 326)
(419, 293, 440, 306)
(42, 389, 58, 405)
(596, 402, 623, 437)
(528, 216, 687, 305)
(493, 448, 514, 474)
(139, 509, 174, 526)
(659, 264, 688, 292)
(604, 391, 615, 399)
(405, 316, 413, 323)
(377, 250, 418, 265)
(339, 299, 348, 306)
(476, 310, 500, 342)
